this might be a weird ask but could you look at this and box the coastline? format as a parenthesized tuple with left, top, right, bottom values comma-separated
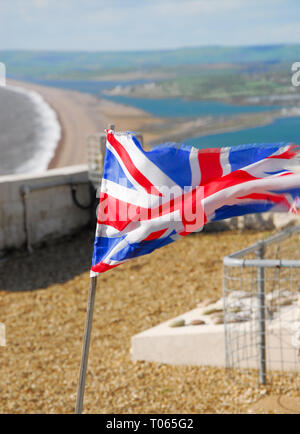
(3, 83, 61, 174)
(47, 103, 65, 170)
(7, 79, 159, 171)
(149, 112, 277, 146)
(5, 79, 300, 173)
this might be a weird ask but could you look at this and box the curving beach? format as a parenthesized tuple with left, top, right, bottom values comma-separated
(7, 79, 160, 171)
(5, 80, 298, 175)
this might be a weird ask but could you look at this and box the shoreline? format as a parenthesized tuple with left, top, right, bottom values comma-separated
(151, 112, 277, 146)
(147, 106, 300, 147)
(4, 79, 300, 174)
(3, 83, 61, 174)
(7, 79, 158, 171)
(46, 102, 66, 170)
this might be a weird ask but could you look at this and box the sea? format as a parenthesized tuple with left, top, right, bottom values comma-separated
(1, 77, 300, 176)
(0, 84, 61, 176)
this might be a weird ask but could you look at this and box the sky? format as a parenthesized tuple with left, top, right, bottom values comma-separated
(1, 0, 300, 51)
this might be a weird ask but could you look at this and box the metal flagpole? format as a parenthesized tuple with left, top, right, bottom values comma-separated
(75, 124, 114, 414)
(75, 275, 98, 414)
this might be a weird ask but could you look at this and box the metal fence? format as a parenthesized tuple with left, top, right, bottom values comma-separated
(223, 225, 300, 385)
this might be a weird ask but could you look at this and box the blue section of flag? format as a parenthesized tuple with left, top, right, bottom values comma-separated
(212, 202, 274, 221)
(102, 147, 136, 189)
(265, 169, 288, 175)
(92, 235, 124, 267)
(228, 142, 286, 172)
(270, 187, 300, 199)
(111, 235, 175, 261)
(140, 143, 192, 189)
(93, 233, 175, 264)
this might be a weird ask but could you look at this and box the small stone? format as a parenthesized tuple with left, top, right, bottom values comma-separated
(227, 306, 242, 313)
(227, 312, 251, 323)
(202, 306, 223, 315)
(168, 319, 185, 328)
(212, 315, 224, 324)
(189, 319, 206, 326)
(269, 297, 294, 307)
(267, 290, 298, 304)
(211, 312, 223, 319)
(227, 316, 245, 323)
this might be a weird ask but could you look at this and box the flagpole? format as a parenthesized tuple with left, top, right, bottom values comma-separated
(75, 275, 98, 414)
(75, 124, 114, 414)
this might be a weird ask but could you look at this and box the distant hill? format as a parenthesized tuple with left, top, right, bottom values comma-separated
(1, 44, 300, 79)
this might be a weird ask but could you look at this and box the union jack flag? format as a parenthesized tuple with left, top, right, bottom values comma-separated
(91, 129, 300, 274)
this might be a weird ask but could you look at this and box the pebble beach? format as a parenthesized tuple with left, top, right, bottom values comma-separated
(1, 228, 300, 414)
(5, 79, 162, 172)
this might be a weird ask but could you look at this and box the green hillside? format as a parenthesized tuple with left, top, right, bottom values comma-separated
(1, 44, 300, 79)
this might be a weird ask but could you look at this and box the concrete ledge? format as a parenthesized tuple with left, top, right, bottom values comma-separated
(131, 304, 300, 371)
(0, 164, 88, 184)
(0, 165, 91, 253)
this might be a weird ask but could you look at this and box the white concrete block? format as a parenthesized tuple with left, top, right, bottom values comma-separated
(131, 308, 226, 367)
(131, 305, 300, 371)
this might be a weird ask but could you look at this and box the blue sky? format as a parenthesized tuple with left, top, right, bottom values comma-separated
(1, 0, 300, 51)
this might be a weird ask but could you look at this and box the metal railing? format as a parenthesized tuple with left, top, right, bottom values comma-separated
(223, 225, 300, 385)
(20, 178, 92, 253)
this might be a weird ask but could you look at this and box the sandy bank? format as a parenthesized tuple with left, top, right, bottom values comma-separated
(7, 79, 161, 169)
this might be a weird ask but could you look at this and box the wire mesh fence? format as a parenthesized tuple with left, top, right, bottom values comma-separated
(223, 225, 300, 386)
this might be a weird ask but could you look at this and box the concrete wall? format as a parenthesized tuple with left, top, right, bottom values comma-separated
(0, 165, 91, 254)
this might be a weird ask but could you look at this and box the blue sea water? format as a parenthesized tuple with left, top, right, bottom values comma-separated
(0, 85, 61, 176)
(19, 77, 153, 97)
(21, 77, 281, 118)
(1, 76, 299, 175)
(183, 116, 300, 149)
(104, 95, 281, 118)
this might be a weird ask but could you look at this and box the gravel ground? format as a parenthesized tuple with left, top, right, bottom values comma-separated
(0, 228, 299, 414)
